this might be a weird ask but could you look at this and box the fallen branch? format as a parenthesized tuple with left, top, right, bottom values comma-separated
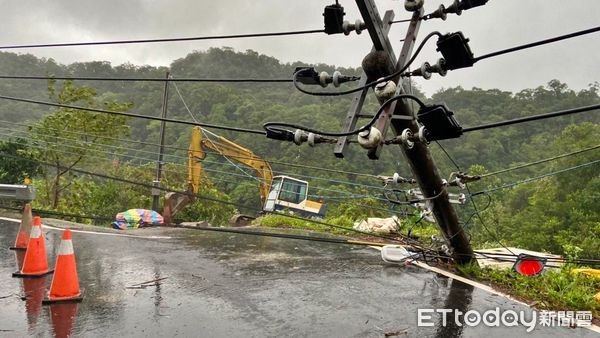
(128, 277, 168, 287)
(126, 282, 163, 289)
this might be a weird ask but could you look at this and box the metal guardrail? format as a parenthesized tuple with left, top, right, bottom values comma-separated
(0, 184, 36, 201)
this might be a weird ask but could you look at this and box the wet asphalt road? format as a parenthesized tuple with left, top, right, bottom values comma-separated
(0, 217, 598, 337)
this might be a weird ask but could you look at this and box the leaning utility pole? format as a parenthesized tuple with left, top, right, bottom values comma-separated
(350, 0, 474, 263)
(152, 72, 170, 211)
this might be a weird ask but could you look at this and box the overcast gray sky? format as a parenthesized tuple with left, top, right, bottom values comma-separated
(1, 0, 598, 95)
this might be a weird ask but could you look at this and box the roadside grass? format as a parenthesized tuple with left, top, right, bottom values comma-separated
(458, 263, 600, 320)
(254, 213, 441, 244)
(254, 214, 357, 236)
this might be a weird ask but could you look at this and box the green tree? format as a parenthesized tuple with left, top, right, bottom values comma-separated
(32, 80, 132, 209)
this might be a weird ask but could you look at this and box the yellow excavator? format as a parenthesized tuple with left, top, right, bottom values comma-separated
(163, 127, 326, 225)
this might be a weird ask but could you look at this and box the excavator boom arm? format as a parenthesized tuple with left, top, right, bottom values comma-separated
(198, 128, 273, 204)
(163, 127, 273, 224)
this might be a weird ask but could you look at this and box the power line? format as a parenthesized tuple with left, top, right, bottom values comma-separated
(0, 119, 188, 152)
(0, 75, 294, 83)
(436, 141, 516, 256)
(167, 80, 403, 190)
(0, 132, 393, 202)
(481, 144, 600, 178)
(15, 137, 407, 207)
(13, 202, 591, 265)
(0, 120, 380, 182)
(0, 151, 417, 244)
(0, 94, 266, 135)
(389, 18, 414, 24)
(0, 119, 378, 179)
(0, 140, 420, 215)
(0, 29, 324, 50)
(471, 159, 600, 196)
(0, 204, 426, 252)
(170, 79, 260, 182)
(462, 103, 600, 133)
(291, 31, 442, 97)
(0, 126, 392, 193)
(264, 94, 425, 137)
(474, 25, 600, 62)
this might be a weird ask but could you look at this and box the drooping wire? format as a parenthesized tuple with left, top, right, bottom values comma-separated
(474, 26, 600, 63)
(0, 205, 112, 222)
(0, 94, 267, 135)
(6, 203, 598, 264)
(0, 75, 294, 83)
(0, 204, 426, 251)
(1, 133, 417, 207)
(0, 151, 421, 244)
(0, 132, 393, 203)
(462, 103, 600, 133)
(170, 78, 260, 182)
(481, 144, 600, 178)
(436, 141, 516, 255)
(471, 159, 600, 196)
(383, 187, 446, 205)
(263, 94, 425, 137)
(291, 31, 442, 97)
(0, 29, 325, 50)
(0, 119, 378, 179)
(0, 125, 394, 194)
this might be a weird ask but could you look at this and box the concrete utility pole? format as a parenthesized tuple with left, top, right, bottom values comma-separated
(152, 72, 170, 211)
(351, 0, 474, 263)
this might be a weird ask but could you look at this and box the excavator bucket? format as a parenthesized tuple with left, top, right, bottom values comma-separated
(163, 192, 193, 225)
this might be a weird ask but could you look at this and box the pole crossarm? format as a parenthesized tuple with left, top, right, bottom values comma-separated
(334, 10, 395, 158)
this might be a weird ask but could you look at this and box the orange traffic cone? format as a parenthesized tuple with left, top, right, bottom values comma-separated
(10, 203, 33, 250)
(43, 229, 83, 303)
(13, 216, 53, 278)
(49, 303, 79, 338)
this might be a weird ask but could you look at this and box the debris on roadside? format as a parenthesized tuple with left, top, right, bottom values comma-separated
(353, 216, 400, 233)
(112, 209, 164, 230)
(125, 277, 169, 289)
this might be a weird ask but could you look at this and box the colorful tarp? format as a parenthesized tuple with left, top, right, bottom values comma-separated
(111, 209, 164, 230)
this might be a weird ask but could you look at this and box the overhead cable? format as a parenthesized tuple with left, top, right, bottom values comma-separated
(264, 94, 425, 137)
(436, 141, 516, 255)
(0, 29, 325, 50)
(481, 144, 600, 178)
(471, 159, 600, 196)
(474, 26, 600, 62)
(0, 132, 391, 201)
(0, 94, 266, 135)
(292, 31, 442, 97)
(0, 119, 377, 178)
(462, 104, 600, 133)
(0, 75, 293, 83)
(0, 151, 417, 244)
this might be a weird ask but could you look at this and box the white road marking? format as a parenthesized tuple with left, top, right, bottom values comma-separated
(0, 217, 172, 239)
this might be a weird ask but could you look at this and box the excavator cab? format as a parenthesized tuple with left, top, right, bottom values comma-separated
(264, 176, 326, 218)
